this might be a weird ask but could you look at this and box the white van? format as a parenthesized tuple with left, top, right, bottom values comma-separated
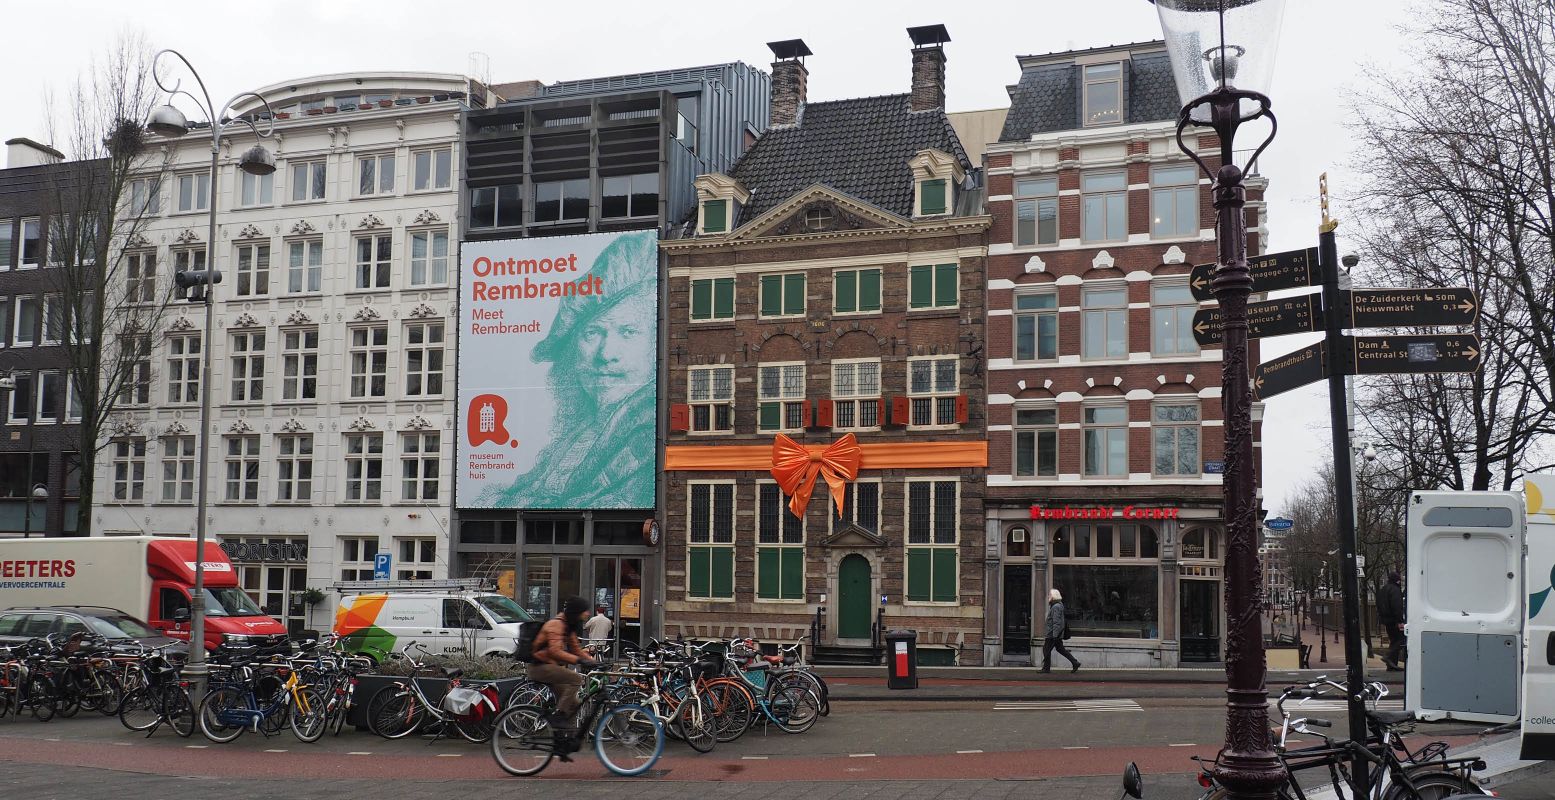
(333, 584, 534, 663)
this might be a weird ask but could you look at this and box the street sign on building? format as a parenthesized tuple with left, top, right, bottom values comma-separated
(1267, 517, 1294, 531)
(373, 552, 392, 580)
(1346, 334, 1482, 375)
(1253, 342, 1328, 400)
(1189, 247, 1320, 301)
(1192, 294, 1323, 346)
(1344, 287, 1478, 328)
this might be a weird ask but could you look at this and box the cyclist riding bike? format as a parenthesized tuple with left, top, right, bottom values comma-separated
(528, 596, 600, 755)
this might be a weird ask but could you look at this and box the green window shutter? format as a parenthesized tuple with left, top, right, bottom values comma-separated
(834, 270, 857, 313)
(934, 263, 958, 308)
(711, 547, 734, 598)
(906, 547, 930, 602)
(780, 547, 804, 600)
(690, 279, 712, 320)
(689, 547, 711, 598)
(858, 268, 881, 312)
(909, 265, 932, 309)
(713, 277, 735, 318)
(931, 547, 957, 603)
(702, 200, 727, 233)
(760, 275, 782, 316)
(783, 274, 805, 315)
(921, 179, 947, 215)
(759, 401, 780, 431)
(757, 548, 778, 599)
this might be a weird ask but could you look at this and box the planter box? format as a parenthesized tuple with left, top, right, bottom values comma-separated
(378, 100, 393, 108)
(347, 674, 529, 730)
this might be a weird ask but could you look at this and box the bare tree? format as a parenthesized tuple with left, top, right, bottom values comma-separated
(36, 32, 174, 535)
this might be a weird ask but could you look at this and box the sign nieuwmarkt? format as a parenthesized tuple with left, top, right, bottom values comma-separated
(1028, 505, 1181, 521)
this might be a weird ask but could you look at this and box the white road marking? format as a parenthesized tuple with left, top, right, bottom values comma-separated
(741, 755, 769, 760)
(435, 753, 462, 757)
(111, 742, 132, 746)
(265, 749, 288, 753)
(347, 751, 373, 756)
(1062, 746, 1090, 750)
(849, 753, 876, 758)
(1170, 743, 1197, 747)
(957, 749, 984, 754)
(993, 698, 1143, 713)
(185, 745, 207, 749)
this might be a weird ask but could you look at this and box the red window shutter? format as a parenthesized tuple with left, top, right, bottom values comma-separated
(669, 403, 691, 432)
(817, 398, 835, 428)
(799, 399, 813, 429)
(955, 394, 970, 424)
(891, 396, 911, 427)
(877, 398, 888, 426)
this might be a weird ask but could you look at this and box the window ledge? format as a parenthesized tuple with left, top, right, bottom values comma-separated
(688, 319, 738, 328)
(906, 308, 960, 317)
(831, 311, 884, 318)
(287, 199, 328, 207)
(685, 430, 736, 437)
(758, 314, 808, 321)
(752, 598, 808, 605)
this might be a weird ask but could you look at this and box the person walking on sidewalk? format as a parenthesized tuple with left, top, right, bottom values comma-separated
(1041, 589, 1081, 673)
(1377, 572, 1406, 671)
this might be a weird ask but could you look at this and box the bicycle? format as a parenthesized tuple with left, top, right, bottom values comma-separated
(117, 642, 194, 737)
(363, 641, 503, 743)
(490, 665, 665, 777)
(198, 656, 327, 743)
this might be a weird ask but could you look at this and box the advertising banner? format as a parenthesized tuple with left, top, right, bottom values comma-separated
(457, 230, 658, 510)
(1523, 474, 1555, 759)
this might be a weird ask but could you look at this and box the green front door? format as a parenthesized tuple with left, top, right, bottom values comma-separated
(837, 554, 872, 640)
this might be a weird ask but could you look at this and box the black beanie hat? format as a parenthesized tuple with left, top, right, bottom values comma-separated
(563, 596, 590, 615)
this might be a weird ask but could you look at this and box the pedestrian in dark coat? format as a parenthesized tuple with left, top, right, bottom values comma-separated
(1377, 572, 1406, 671)
(1041, 589, 1081, 673)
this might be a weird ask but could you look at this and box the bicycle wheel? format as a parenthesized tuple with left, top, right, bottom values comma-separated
(452, 697, 500, 744)
(25, 675, 55, 722)
(766, 684, 821, 734)
(365, 686, 424, 739)
(1380, 770, 1487, 800)
(163, 684, 195, 738)
(198, 686, 248, 743)
(594, 703, 664, 777)
(489, 704, 556, 777)
(118, 686, 159, 732)
(290, 687, 328, 743)
(85, 671, 123, 716)
(704, 679, 755, 743)
(507, 681, 555, 711)
(672, 690, 717, 754)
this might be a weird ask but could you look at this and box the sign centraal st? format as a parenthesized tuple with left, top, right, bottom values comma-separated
(1346, 333, 1482, 375)
(1189, 247, 1320, 302)
(1192, 294, 1322, 346)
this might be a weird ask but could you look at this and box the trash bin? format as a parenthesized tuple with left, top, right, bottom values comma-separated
(884, 629, 918, 690)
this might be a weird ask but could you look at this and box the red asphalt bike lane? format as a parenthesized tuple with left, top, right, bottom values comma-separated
(0, 733, 1479, 783)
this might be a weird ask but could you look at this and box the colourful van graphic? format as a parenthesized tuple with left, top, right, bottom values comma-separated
(334, 594, 399, 662)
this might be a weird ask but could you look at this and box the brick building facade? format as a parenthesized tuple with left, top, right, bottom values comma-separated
(659, 28, 994, 664)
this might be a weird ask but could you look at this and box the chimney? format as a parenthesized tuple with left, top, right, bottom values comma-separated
(907, 24, 951, 112)
(767, 39, 812, 126)
(6, 137, 64, 168)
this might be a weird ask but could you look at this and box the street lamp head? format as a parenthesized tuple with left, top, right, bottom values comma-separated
(31, 484, 48, 500)
(238, 144, 276, 176)
(147, 104, 191, 138)
(1150, 0, 1288, 122)
(1362, 445, 1378, 462)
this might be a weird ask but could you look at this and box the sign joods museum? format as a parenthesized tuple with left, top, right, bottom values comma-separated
(457, 230, 659, 510)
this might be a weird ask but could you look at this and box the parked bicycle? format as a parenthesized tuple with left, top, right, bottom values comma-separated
(198, 650, 327, 743)
(364, 641, 504, 743)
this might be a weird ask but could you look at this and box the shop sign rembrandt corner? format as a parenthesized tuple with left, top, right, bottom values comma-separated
(457, 230, 659, 511)
(1028, 504, 1181, 521)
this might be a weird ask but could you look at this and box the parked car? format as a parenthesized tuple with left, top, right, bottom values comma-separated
(0, 605, 180, 649)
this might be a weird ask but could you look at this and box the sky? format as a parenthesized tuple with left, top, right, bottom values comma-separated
(0, 0, 1422, 515)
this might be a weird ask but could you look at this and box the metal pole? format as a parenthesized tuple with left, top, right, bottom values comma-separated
(1318, 226, 1369, 794)
(184, 143, 220, 701)
(24, 408, 36, 538)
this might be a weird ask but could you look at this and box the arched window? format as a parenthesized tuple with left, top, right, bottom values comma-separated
(1006, 526, 1030, 557)
(1049, 524, 1160, 639)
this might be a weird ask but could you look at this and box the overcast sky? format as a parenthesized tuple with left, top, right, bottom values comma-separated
(0, 0, 1421, 515)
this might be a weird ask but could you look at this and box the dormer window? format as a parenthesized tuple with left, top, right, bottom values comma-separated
(701, 200, 728, 234)
(803, 207, 832, 231)
(693, 173, 750, 236)
(910, 149, 963, 219)
(919, 180, 947, 215)
(1084, 62, 1124, 126)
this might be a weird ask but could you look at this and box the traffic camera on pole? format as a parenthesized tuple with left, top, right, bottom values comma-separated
(174, 269, 222, 302)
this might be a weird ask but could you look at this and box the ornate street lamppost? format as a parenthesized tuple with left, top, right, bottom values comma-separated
(1149, 2, 1287, 798)
(147, 49, 276, 699)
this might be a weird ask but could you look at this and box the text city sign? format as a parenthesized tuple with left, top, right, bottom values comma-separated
(1344, 288, 1478, 329)
(1189, 247, 1320, 302)
(1192, 294, 1322, 347)
(1346, 334, 1482, 375)
(1029, 505, 1181, 521)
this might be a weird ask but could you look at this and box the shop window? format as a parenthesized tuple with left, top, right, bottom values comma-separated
(1050, 523, 1160, 639)
(1180, 528, 1219, 560)
(459, 520, 518, 546)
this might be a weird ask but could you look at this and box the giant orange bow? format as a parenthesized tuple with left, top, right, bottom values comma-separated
(770, 433, 863, 519)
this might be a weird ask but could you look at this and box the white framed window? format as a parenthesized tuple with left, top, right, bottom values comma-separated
(41, 293, 64, 345)
(118, 335, 152, 406)
(339, 536, 379, 581)
(758, 273, 806, 317)
(758, 362, 806, 432)
(1152, 282, 1198, 356)
(19, 218, 40, 268)
(166, 333, 201, 403)
(12, 295, 37, 346)
(65, 373, 82, 421)
(344, 433, 384, 503)
(830, 359, 881, 430)
(1082, 171, 1128, 243)
(1082, 285, 1128, 359)
(0, 219, 12, 269)
(757, 482, 805, 601)
(175, 172, 210, 213)
(354, 233, 391, 289)
(129, 177, 161, 216)
(36, 370, 62, 422)
(239, 170, 273, 207)
(286, 239, 323, 293)
(290, 160, 327, 202)
(1152, 402, 1201, 477)
(1151, 165, 1200, 238)
(905, 479, 958, 603)
(112, 439, 147, 502)
(395, 538, 437, 580)
(1082, 404, 1129, 477)
(804, 207, 833, 231)
(686, 481, 735, 600)
(224, 435, 260, 503)
(687, 364, 734, 433)
(275, 434, 314, 503)
(1014, 406, 1059, 477)
(1014, 292, 1059, 362)
(833, 480, 881, 534)
(281, 328, 319, 401)
(126, 251, 156, 303)
(408, 229, 448, 286)
(230, 242, 268, 296)
(1015, 177, 1059, 246)
(5, 372, 30, 423)
(173, 247, 206, 274)
(908, 356, 960, 427)
(412, 148, 452, 192)
(601, 172, 659, 219)
(229, 331, 265, 402)
(160, 435, 196, 503)
(533, 178, 589, 223)
(404, 322, 444, 397)
(349, 325, 388, 398)
(1083, 62, 1124, 126)
(357, 152, 396, 196)
(400, 432, 440, 502)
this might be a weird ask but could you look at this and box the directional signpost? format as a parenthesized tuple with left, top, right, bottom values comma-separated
(1189, 246, 1320, 302)
(1193, 294, 1322, 347)
(1343, 288, 1478, 328)
(1253, 342, 1328, 400)
(1346, 333, 1482, 375)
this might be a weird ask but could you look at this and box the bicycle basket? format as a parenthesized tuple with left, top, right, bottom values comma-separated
(440, 686, 488, 717)
(742, 668, 768, 690)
